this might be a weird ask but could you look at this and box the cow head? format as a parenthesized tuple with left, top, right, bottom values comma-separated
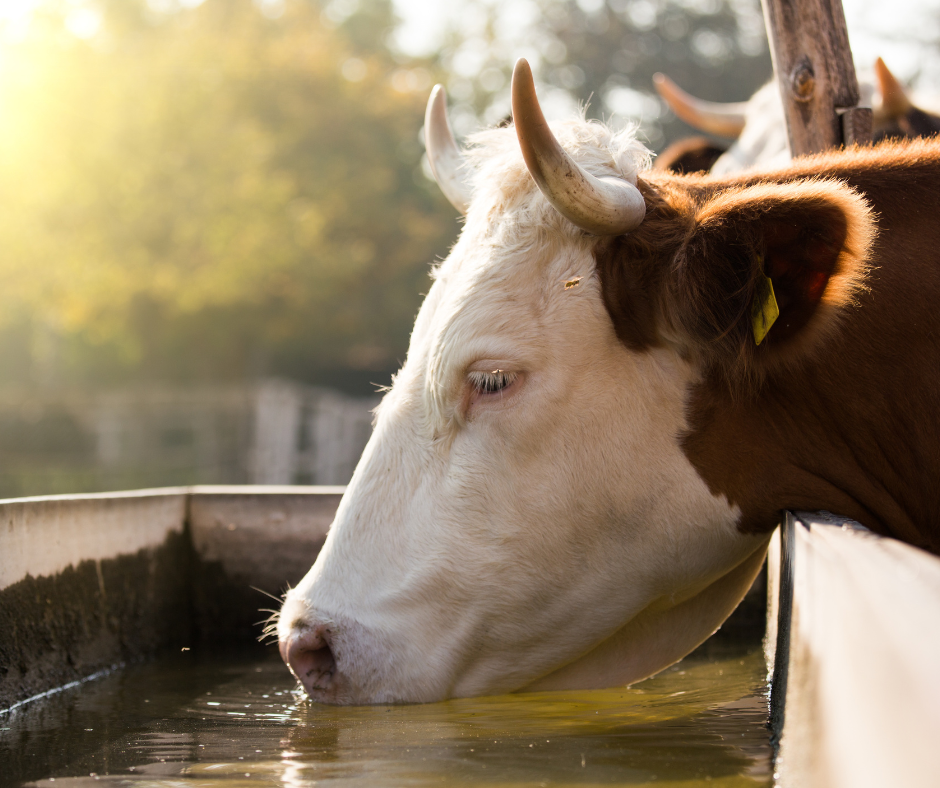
(277, 59, 874, 704)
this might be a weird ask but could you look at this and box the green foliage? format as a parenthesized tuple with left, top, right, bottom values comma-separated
(0, 0, 458, 390)
(0, 0, 775, 394)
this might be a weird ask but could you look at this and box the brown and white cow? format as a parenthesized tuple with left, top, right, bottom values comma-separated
(654, 58, 940, 174)
(277, 58, 940, 705)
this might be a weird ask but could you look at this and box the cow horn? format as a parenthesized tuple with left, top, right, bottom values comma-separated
(424, 85, 472, 214)
(653, 73, 747, 139)
(874, 57, 912, 122)
(511, 58, 645, 236)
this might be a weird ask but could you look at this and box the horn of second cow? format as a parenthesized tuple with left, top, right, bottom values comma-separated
(424, 85, 472, 214)
(653, 73, 747, 139)
(510, 58, 645, 236)
(874, 57, 912, 122)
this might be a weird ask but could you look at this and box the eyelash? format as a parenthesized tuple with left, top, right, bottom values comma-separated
(467, 369, 518, 396)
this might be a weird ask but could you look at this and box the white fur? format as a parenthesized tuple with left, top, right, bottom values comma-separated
(710, 81, 879, 175)
(711, 82, 792, 175)
(279, 119, 769, 704)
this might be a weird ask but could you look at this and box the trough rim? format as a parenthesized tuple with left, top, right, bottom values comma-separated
(0, 484, 347, 507)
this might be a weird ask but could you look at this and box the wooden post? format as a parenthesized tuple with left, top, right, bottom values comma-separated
(761, 0, 872, 156)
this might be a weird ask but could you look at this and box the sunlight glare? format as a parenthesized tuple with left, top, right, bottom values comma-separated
(64, 8, 101, 40)
(0, 0, 39, 23)
(0, 0, 40, 42)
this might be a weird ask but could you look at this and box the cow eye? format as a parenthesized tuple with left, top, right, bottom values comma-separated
(468, 369, 518, 396)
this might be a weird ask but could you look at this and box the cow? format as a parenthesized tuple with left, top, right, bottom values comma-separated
(276, 57, 940, 705)
(653, 135, 730, 175)
(654, 58, 940, 174)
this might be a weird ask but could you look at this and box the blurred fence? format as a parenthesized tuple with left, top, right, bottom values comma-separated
(0, 379, 378, 499)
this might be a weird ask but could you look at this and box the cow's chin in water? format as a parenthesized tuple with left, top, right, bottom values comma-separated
(280, 539, 769, 705)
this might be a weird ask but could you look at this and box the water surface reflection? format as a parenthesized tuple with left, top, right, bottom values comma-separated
(2, 645, 771, 787)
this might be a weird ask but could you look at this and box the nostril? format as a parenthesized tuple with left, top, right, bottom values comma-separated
(282, 626, 337, 693)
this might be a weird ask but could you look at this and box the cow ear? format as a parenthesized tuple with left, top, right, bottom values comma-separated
(665, 179, 875, 378)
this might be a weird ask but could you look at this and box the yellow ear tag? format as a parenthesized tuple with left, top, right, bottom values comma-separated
(751, 272, 780, 346)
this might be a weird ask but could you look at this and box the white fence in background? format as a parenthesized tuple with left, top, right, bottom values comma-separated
(0, 379, 379, 497)
(250, 381, 377, 486)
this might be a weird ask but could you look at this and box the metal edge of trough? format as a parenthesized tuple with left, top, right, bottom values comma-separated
(0, 485, 343, 713)
(769, 511, 940, 788)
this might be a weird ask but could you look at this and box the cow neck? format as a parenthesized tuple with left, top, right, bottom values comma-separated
(600, 139, 940, 555)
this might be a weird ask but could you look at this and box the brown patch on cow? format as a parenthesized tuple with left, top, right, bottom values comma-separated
(593, 180, 690, 354)
(654, 136, 729, 174)
(600, 137, 940, 553)
(596, 174, 874, 392)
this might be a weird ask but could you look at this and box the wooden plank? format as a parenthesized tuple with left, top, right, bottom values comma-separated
(761, 0, 872, 154)
(770, 511, 940, 787)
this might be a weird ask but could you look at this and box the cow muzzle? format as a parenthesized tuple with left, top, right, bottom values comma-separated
(279, 623, 338, 698)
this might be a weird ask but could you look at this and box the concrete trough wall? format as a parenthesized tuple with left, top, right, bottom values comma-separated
(0, 486, 341, 712)
(188, 485, 341, 642)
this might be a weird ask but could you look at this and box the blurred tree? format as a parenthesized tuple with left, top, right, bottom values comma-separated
(434, 0, 772, 151)
(0, 0, 777, 396)
(0, 0, 457, 392)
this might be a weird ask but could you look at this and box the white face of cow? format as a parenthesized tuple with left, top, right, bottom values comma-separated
(277, 114, 770, 705)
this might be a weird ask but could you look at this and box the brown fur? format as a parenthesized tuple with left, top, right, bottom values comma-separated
(596, 137, 940, 553)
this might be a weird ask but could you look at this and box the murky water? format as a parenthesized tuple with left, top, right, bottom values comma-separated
(1, 644, 771, 787)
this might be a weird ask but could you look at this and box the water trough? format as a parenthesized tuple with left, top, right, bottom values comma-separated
(1, 487, 938, 786)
